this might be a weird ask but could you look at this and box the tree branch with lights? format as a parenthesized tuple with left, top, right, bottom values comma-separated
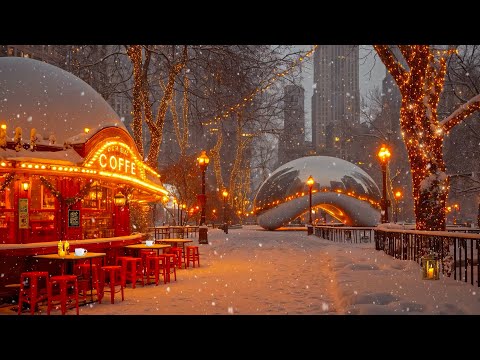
(375, 45, 480, 274)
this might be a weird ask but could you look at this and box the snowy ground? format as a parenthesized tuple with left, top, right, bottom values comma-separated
(4, 225, 480, 315)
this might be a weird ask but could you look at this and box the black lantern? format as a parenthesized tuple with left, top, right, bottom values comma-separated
(422, 252, 440, 280)
(114, 192, 126, 207)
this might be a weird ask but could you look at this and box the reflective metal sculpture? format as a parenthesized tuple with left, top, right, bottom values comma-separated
(253, 156, 381, 230)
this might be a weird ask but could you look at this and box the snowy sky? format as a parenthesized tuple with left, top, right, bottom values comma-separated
(295, 45, 386, 141)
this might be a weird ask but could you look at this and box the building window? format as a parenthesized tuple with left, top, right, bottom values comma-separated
(41, 185, 56, 209)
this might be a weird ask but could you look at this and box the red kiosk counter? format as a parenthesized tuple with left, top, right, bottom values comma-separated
(0, 57, 169, 300)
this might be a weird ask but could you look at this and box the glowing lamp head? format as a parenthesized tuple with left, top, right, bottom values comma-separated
(1, 124, 6, 130)
(22, 181, 29, 191)
(84, 127, 90, 134)
(307, 175, 314, 187)
(394, 191, 402, 199)
(197, 150, 210, 168)
(114, 192, 126, 207)
(377, 145, 391, 163)
(222, 190, 228, 198)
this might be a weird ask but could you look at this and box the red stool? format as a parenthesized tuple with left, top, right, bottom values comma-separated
(75, 263, 102, 304)
(139, 250, 157, 275)
(17, 271, 49, 315)
(163, 253, 177, 282)
(100, 265, 124, 304)
(47, 275, 80, 315)
(170, 247, 184, 269)
(123, 257, 144, 288)
(116, 256, 134, 287)
(186, 246, 200, 268)
(145, 255, 169, 285)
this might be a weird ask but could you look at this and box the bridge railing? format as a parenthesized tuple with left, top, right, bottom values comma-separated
(375, 228, 480, 287)
(313, 225, 375, 244)
(314, 225, 480, 287)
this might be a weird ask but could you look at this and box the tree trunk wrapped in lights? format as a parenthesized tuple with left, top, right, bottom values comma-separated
(375, 45, 480, 274)
(145, 51, 187, 169)
(126, 45, 144, 158)
(126, 45, 187, 169)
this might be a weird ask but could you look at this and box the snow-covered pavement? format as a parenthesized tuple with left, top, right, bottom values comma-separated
(6, 225, 480, 315)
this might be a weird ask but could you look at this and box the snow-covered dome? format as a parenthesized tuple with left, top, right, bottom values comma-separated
(0, 57, 126, 145)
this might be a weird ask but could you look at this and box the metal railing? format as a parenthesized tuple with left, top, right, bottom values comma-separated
(375, 228, 480, 287)
(313, 226, 375, 244)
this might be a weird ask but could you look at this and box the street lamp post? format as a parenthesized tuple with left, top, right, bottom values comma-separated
(197, 150, 210, 244)
(394, 190, 402, 223)
(453, 203, 459, 225)
(180, 204, 186, 226)
(222, 189, 228, 234)
(377, 144, 391, 224)
(173, 199, 177, 225)
(306, 175, 314, 235)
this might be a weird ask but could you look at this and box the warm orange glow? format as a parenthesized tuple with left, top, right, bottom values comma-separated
(84, 127, 90, 134)
(222, 190, 228, 198)
(114, 192, 126, 206)
(0, 124, 6, 130)
(22, 181, 29, 191)
(307, 175, 314, 187)
(377, 144, 391, 163)
(197, 150, 210, 166)
(395, 191, 402, 199)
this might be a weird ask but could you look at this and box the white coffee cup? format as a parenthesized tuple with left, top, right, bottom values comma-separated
(75, 248, 88, 256)
(146, 240, 154, 246)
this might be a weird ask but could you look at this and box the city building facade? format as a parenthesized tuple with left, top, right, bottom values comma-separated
(311, 45, 360, 158)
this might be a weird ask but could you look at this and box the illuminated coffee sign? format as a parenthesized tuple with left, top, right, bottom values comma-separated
(97, 144, 136, 176)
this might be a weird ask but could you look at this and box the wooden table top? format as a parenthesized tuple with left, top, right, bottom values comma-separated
(34, 252, 107, 260)
(158, 238, 193, 244)
(124, 244, 171, 250)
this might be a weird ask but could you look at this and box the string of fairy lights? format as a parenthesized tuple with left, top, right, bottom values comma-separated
(39, 176, 94, 207)
(170, 73, 190, 157)
(374, 45, 462, 231)
(126, 45, 144, 157)
(145, 59, 186, 168)
(0, 172, 15, 191)
(127, 45, 316, 217)
(204, 46, 317, 206)
(201, 45, 318, 127)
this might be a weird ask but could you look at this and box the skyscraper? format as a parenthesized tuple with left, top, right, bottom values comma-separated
(311, 45, 360, 158)
(277, 84, 305, 166)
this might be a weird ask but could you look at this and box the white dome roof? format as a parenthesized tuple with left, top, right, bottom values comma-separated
(0, 57, 127, 145)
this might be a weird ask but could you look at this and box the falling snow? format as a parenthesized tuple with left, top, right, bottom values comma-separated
(12, 225, 479, 316)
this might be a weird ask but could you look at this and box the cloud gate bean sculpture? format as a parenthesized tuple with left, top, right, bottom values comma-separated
(253, 156, 382, 230)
